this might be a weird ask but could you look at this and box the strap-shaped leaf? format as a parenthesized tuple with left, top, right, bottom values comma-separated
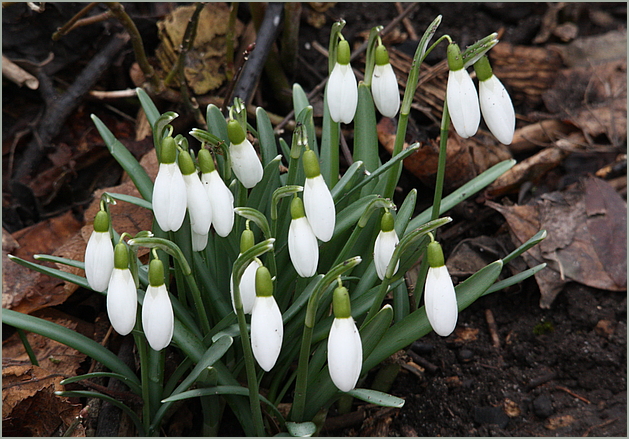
(347, 388, 405, 408)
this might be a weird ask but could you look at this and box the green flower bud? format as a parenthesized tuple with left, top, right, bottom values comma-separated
(380, 210, 395, 232)
(447, 42, 464, 72)
(161, 136, 177, 164)
(255, 265, 274, 297)
(427, 241, 445, 268)
(93, 210, 110, 233)
(113, 242, 129, 270)
(148, 258, 165, 287)
(290, 196, 306, 220)
(302, 149, 321, 179)
(240, 228, 255, 253)
(227, 119, 246, 145)
(337, 39, 351, 65)
(375, 44, 390, 66)
(178, 149, 196, 176)
(197, 148, 216, 174)
(332, 285, 352, 319)
(473, 55, 493, 82)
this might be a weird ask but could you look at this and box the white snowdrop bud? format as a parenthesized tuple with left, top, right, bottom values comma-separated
(85, 210, 114, 292)
(424, 240, 458, 337)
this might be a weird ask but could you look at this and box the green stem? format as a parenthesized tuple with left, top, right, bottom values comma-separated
(430, 99, 451, 222)
(185, 271, 212, 335)
(134, 332, 152, 435)
(17, 328, 39, 366)
(148, 348, 164, 428)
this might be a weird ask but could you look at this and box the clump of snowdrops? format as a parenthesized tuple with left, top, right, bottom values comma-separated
(5, 17, 546, 437)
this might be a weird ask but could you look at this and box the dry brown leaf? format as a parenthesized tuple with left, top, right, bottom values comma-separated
(487, 176, 626, 308)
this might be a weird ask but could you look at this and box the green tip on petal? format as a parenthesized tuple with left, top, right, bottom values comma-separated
(227, 119, 246, 144)
(255, 265, 274, 297)
(380, 211, 395, 232)
(161, 137, 177, 164)
(197, 149, 216, 174)
(93, 210, 110, 233)
(337, 39, 351, 65)
(149, 258, 165, 287)
(427, 241, 445, 268)
(290, 196, 306, 220)
(178, 149, 196, 175)
(240, 229, 255, 253)
(332, 285, 352, 319)
(302, 149, 321, 179)
(447, 42, 464, 71)
(113, 242, 129, 269)
(375, 44, 390, 66)
(473, 55, 493, 82)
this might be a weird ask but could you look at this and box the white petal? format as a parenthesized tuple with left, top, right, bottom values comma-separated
(288, 217, 319, 277)
(326, 63, 358, 124)
(230, 258, 261, 314)
(327, 317, 362, 392)
(107, 268, 137, 335)
(479, 75, 515, 145)
(303, 175, 336, 242)
(424, 265, 458, 336)
(85, 231, 114, 292)
(192, 231, 208, 252)
(183, 173, 212, 235)
(142, 284, 174, 350)
(153, 163, 187, 231)
(250, 295, 283, 371)
(446, 69, 480, 138)
(230, 139, 263, 189)
(371, 63, 400, 117)
(203, 170, 235, 237)
(373, 229, 399, 280)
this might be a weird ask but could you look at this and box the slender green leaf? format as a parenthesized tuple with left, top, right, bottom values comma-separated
(33, 254, 84, 271)
(61, 372, 142, 396)
(503, 229, 547, 265)
(256, 107, 279, 166)
(359, 304, 393, 360)
(483, 263, 547, 296)
(9, 255, 90, 290)
(136, 87, 160, 127)
(330, 160, 364, 201)
(105, 192, 152, 210)
(347, 388, 405, 408)
(292, 83, 310, 117)
(396, 189, 417, 236)
(353, 83, 379, 173)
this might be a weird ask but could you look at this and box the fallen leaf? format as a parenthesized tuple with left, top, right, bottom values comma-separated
(552, 29, 628, 67)
(545, 414, 576, 430)
(453, 327, 479, 343)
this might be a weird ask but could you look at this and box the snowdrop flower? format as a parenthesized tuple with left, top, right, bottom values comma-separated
(373, 210, 399, 280)
(326, 39, 358, 124)
(152, 136, 187, 232)
(302, 149, 335, 242)
(230, 228, 259, 314)
(227, 120, 263, 189)
(424, 240, 458, 337)
(371, 44, 400, 117)
(474, 55, 516, 145)
(446, 43, 480, 139)
(85, 210, 114, 292)
(142, 257, 174, 351)
(179, 149, 212, 249)
(106, 242, 137, 335)
(250, 265, 283, 372)
(328, 283, 362, 392)
(199, 149, 234, 237)
(288, 196, 319, 277)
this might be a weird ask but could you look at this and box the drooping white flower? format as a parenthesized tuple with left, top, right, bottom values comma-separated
(302, 150, 335, 242)
(328, 284, 362, 392)
(371, 45, 400, 118)
(227, 120, 263, 189)
(250, 266, 283, 372)
(326, 39, 358, 124)
(142, 258, 174, 351)
(424, 240, 458, 337)
(191, 230, 209, 252)
(106, 242, 137, 335)
(446, 43, 480, 139)
(288, 196, 319, 277)
(152, 137, 187, 232)
(179, 150, 212, 241)
(85, 210, 114, 292)
(230, 228, 260, 314)
(475, 55, 515, 145)
(373, 211, 399, 280)
(199, 149, 235, 237)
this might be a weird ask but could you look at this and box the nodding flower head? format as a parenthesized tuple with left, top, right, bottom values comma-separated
(152, 136, 187, 232)
(371, 44, 400, 118)
(106, 242, 137, 336)
(230, 228, 259, 314)
(227, 120, 263, 189)
(327, 283, 362, 392)
(250, 266, 283, 372)
(179, 149, 212, 242)
(326, 39, 358, 124)
(373, 211, 399, 280)
(288, 196, 319, 278)
(142, 257, 174, 351)
(424, 240, 458, 337)
(199, 149, 235, 238)
(85, 210, 115, 292)
(446, 43, 480, 139)
(302, 149, 335, 242)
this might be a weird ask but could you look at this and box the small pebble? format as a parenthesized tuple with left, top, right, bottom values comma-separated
(458, 348, 474, 363)
(473, 406, 509, 429)
(533, 394, 554, 419)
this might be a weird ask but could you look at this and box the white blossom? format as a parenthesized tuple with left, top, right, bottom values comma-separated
(202, 170, 235, 237)
(230, 139, 263, 189)
(85, 230, 114, 292)
(479, 74, 515, 145)
(303, 175, 335, 242)
(371, 63, 400, 117)
(153, 162, 187, 232)
(446, 68, 481, 139)
(326, 62, 358, 124)
(142, 283, 174, 350)
(373, 229, 399, 280)
(182, 172, 212, 237)
(230, 258, 261, 314)
(288, 216, 319, 277)
(107, 268, 137, 335)
(250, 295, 283, 372)
(424, 265, 458, 337)
(327, 317, 362, 392)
